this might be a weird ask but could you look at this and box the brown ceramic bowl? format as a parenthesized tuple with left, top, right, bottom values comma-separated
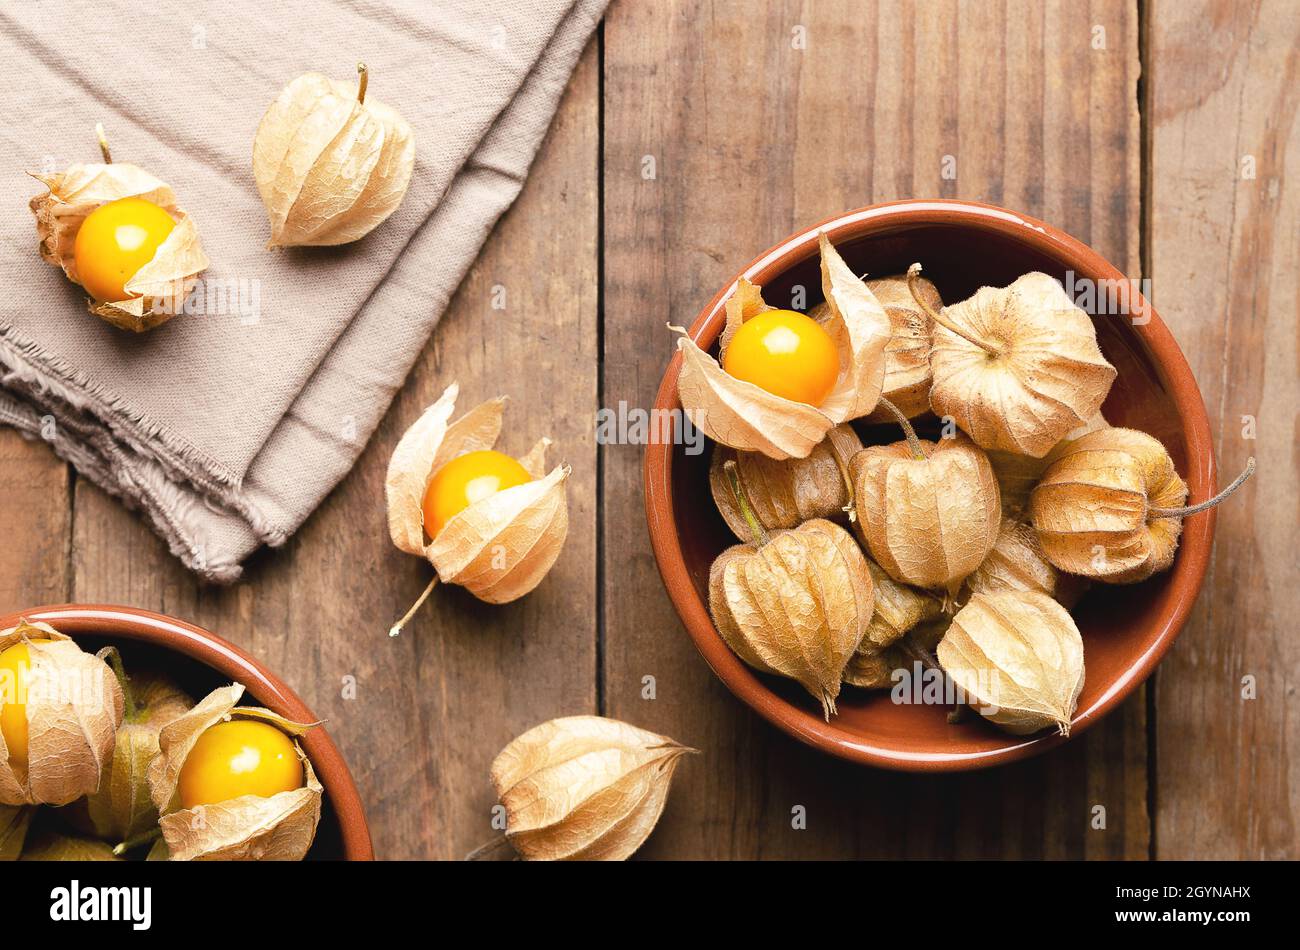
(1, 604, 374, 859)
(645, 199, 1216, 771)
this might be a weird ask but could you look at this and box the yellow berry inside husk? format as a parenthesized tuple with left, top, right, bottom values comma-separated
(722, 309, 839, 406)
(177, 719, 304, 810)
(421, 449, 533, 539)
(0, 641, 50, 769)
(73, 196, 176, 302)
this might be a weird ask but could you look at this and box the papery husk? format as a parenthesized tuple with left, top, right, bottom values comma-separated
(987, 411, 1110, 516)
(937, 591, 1085, 735)
(859, 559, 945, 652)
(674, 236, 890, 460)
(20, 827, 121, 861)
(490, 715, 695, 861)
(148, 684, 321, 861)
(708, 424, 862, 539)
(850, 431, 1001, 598)
(919, 268, 1116, 457)
(844, 616, 950, 689)
(72, 671, 193, 844)
(0, 804, 33, 860)
(0, 621, 124, 806)
(963, 517, 1087, 609)
(842, 563, 945, 690)
(814, 271, 938, 422)
(253, 65, 415, 247)
(1029, 427, 1189, 584)
(385, 383, 570, 604)
(708, 517, 873, 718)
(29, 160, 209, 332)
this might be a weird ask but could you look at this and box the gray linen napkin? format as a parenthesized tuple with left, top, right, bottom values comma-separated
(0, 0, 605, 580)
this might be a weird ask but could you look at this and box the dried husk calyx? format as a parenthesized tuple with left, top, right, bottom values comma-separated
(147, 684, 321, 861)
(708, 461, 873, 718)
(68, 667, 193, 850)
(1029, 427, 1255, 584)
(709, 424, 862, 539)
(28, 126, 209, 332)
(843, 563, 944, 689)
(490, 716, 695, 861)
(845, 616, 949, 690)
(963, 517, 1087, 609)
(253, 63, 415, 247)
(0, 621, 124, 807)
(910, 264, 1117, 457)
(937, 590, 1085, 735)
(806, 270, 940, 422)
(850, 399, 1001, 599)
(385, 382, 570, 635)
(674, 234, 891, 459)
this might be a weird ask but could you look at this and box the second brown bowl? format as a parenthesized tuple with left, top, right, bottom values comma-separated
(644, 199, 1217, 771)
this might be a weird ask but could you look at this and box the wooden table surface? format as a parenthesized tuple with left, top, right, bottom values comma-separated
(2, 0, 1295, 860)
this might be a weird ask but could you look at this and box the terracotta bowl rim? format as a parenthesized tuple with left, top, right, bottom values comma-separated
(643, 197, 1216, 772)
(1, 603, 375, 859)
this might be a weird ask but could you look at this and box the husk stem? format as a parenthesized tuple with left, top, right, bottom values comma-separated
(99, 646, 138, 722)
(356, 63, 369, 105)
(835, 450, 857, 522)
(723, 459, 770, 547)
(1149, 457, 1255, 518)
(875, 396, 926, 461)
(113, 826, 161, 856)
(464, 833, 517, 861)
(907, 263, 1002, 356)
(388, 575, 438, 637)
(95, 123, 112, 164)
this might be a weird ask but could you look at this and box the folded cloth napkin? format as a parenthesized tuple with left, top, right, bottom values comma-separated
(0, 0, 605, 580)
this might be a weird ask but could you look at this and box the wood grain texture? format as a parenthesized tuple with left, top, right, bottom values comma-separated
(68, 42, 600, 860)
(1147, 0, 1299, 859)
(601, 0, 1147, 858)
(6, 1, 1290, 861)
(0, 431, 70, 611)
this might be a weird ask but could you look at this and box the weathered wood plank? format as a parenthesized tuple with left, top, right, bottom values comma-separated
(601, 0, 1146, 858)
(0, 431, 70, 612)
(70, 43, 601, 860)
(1147, 0, 1298, 859)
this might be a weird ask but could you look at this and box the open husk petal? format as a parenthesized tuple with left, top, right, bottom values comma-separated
(385, 383, 462, 556)
(29, 162, 208, 333)
(851, 433, 1001, 597)
(674, 237, 890, 460)
(425, 463, 570, 604)
(708, 423, 862, 539)
(148, 684, 321, 861)
(675, 330, 837, 459)
(1029, 427, 1188, 583)
(253, 69, 415, 247)
(937, 591, 1085, 735)
(708, 518, 873, 718)
(490, 715, 694, 861)
(718, 277, 772, 353)
(928, 271, 1116, 457)
(386, 384, 568, 603)
(0, 622, 124, 806)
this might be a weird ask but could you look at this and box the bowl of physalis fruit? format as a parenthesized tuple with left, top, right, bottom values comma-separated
(647, 199, 1253, 771)
(0, 605, 371, 861)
